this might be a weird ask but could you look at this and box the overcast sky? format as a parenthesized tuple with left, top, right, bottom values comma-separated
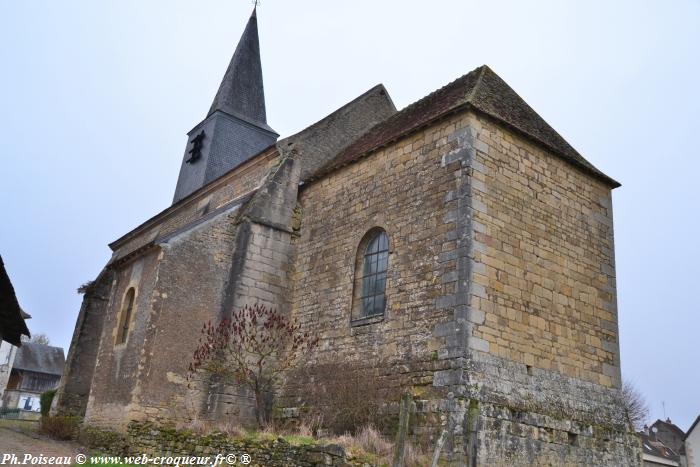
(1, 1, 698, 430)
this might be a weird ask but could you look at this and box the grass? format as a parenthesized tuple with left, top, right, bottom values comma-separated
(57, 419, 430, 467)
(234, 428, 316, 446)
(0, 418, 39, 433)
(249, 424, 430, 466)
(176, 417, 317, 447)
(280, 433, 315, 445)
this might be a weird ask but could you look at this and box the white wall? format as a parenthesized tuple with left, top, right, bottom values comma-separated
(686, 423, 700, 467)
(17, 393, 41, 412)
(0, 341, 18, 400)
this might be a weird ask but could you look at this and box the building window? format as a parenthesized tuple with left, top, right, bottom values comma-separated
(116, 288, 135, 345)
(352, 229, 389, 323)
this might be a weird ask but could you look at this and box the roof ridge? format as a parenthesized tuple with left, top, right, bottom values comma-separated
(306, 66, 486, 179)
(395, 65, 483, 116)
(207, 8, 268, 125)
(280, 84, 393, 145)
(465, 64, 488, 103)
(307, 64, 619, 188)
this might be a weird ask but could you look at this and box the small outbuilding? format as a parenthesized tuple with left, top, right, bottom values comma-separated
(639, 429, 681, 466)
(1, 342, 65, 416)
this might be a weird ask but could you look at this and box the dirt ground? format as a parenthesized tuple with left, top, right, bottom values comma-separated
(0, 421, 83, 461)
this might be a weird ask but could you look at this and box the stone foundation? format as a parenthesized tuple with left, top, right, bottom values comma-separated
(81, 422, 367, 467)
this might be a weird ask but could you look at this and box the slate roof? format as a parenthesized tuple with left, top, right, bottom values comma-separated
(12, 342, 65, 376)
(207, 7, 274, 133)
(281, 84, 397, 181)
(312, 65, 619, 187)
(0, 255, 30, 346)
(109, 85, 395, 254)
(639, 431, 681, 463)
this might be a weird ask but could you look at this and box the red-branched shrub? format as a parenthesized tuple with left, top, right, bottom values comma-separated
(188, 304, 318, 426)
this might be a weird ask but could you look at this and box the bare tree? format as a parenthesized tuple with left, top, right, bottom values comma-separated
(620, 379, 649, 430)
(188, 304, 318, 427)
(21, 333, 50, 345)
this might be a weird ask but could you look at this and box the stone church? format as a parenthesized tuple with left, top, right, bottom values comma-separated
(55, 8, 641, 465)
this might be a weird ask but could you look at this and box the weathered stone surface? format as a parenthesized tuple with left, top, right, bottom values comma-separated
(81, 422, 366, 467)
(60, 72, 639, 465)
(53, 271, 113, 417)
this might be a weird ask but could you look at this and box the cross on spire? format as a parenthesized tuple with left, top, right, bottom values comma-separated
(252, 0, 260, 8)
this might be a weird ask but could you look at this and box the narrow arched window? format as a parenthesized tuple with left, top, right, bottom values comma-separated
(116, 288, 135, 344)
(352, 229, 389, 322)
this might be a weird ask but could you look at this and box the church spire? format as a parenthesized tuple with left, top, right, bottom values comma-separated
(172, 8, 278, 204)
(207, 8, 267, 125)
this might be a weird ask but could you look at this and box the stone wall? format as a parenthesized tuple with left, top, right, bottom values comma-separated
(282, 108, 639, 465)
(83, 200, 254, 428)
(459, 111, 637, 465)
(229, 157, 301, 312)
(60, 82, 641, 464)
(81, 422, 365, 467)
(53, 271, 113, 416)
(58, 85, 395, 431)
(285, 111, 487, 461)
(285, 111, 467, 444)
(58, 147, 281, 423)
(474, 401, 641, 466)
(291, 111, 462, 366)
(439, 110, 637, 465)
(79, 157, 302, 430)
(112, 147, 280, 261)
(84, 251, 163, 427)
(466, 113, 621, 388)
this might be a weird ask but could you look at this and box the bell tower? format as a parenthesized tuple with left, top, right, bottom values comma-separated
(173, 8, 278, 203)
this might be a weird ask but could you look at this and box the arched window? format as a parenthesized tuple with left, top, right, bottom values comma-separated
(352, 229, 389, 321)
(116, 288, 135, 344)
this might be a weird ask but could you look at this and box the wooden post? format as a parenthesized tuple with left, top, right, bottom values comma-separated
(392, 393, 411, 467)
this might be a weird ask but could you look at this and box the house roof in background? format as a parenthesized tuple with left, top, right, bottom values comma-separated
(639, 431, 680, 463)
(652, 419, 686, 438)
(12, 342, 65, 376)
